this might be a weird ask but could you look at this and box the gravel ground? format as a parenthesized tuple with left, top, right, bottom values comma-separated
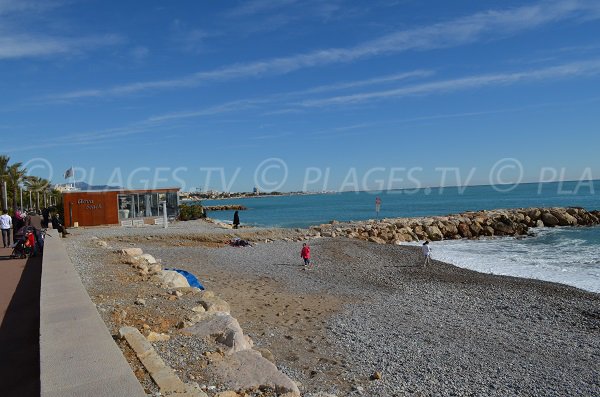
(65, 221, 600, 397)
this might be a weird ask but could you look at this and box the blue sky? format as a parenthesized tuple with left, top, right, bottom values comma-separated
(2, 0, 600, 192)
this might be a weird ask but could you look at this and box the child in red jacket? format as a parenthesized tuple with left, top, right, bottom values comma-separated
(301, 243, 312, 269)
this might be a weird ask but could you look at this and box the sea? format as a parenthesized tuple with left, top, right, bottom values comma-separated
(201, 181, 600, 293)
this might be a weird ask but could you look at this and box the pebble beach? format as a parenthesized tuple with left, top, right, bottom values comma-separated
(64, 220, 600, 396)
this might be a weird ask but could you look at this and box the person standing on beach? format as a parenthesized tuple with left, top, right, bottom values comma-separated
(1, 209, 12, 248)
(233, 211, 240, 229)
(301, 243, 312, 269)
(422, 241, 432, 266)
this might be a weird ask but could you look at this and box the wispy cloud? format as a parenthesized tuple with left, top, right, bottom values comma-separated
(0, 34, 122, 60)
(300, 59, 600, 107)
(130, 46, 149, 61)
(11, 67, 600, 154)
(225, 0, 300, 18)
(144, 69, 431, 122)
(0, 0, 123, 60)
(289, 70, 434, 96)
(0, 0, 62, 15)
(2, 114, 173, 153)
(133, 59, 600, 122)
(250, 132, 293, 140)
(146, 99, 270, 123)
(45, 0, 600, 101)
(170, 19, 217, 54)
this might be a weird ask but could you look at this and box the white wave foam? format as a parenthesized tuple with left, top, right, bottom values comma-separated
(431, 227, 600, 293)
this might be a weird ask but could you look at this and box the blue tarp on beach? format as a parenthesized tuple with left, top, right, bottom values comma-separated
(165, 268, 205, 290)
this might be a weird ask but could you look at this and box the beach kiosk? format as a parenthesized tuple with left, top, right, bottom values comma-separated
(62, 187, 180, 227)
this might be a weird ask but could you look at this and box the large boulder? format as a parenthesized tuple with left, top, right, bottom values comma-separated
(412, 225, 427, 240)
(482, 226, 495, 236)
(204, 350, 300, 395)
(441, 222, 458, 238)
(148, 264, 162, 275)
(457, 223, 472, 238)
(368, 236, 387, 244)
(116, 248, 143, 257)
(469, 222, 483, 236)
(566, 207, 581, 217)
(424, 225, 443, 241)
(398, 227, 418, 240)
(199, 296, 231, 314)
(394, 231, 415, 243)
(527, 208, 542, 221)
(136, 254, 158, 264)
(182, 312, 251, 354)
(584, 212, 599, 225)
(157, 270, 190, 289)
(512, 212, 525, 222)
(541, 212, 560, 227)
(492, 221, 515, 235)
(550, 209, 578, 226)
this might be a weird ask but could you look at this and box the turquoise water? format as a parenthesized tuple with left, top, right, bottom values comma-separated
(203, 181, 599, 229)
(201, 181, 600, 292)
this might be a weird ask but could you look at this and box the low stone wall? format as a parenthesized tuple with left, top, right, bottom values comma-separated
(40, 230, 145, 397)
(309, 207, 600, 244)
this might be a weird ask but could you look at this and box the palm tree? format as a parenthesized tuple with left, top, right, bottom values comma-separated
(0, 155, 9, 177)
(7, 162, 27, 212)
(50, 187, 62, 207)
(24, 176, 50, 210)
(0, 155, 9, 210)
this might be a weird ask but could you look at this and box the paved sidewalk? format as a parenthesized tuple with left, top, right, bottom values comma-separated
(0, 246, 42, 397)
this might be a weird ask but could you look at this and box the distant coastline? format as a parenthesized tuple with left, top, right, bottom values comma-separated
(180, 190, 327, 202)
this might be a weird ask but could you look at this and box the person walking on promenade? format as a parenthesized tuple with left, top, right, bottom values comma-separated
(1, 209, 12, 248)
(42, 207, 50, 228)
(301, 243, 312, 270)
(26, 211, 43, 230)
(233, 211, 240, 229)
(422, 241, 432, 266)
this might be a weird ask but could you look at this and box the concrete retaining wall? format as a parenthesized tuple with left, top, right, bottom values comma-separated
(40, 230, 145, 397)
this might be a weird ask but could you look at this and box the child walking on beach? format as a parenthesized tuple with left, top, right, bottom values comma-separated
(301, 243, 312, 270)
(422, 241, 432, 266)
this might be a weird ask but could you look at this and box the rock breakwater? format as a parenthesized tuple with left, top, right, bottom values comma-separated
(204, 205, 247, 211)
(310, 207, 600, 244)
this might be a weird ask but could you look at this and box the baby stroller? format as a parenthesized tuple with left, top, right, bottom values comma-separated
(10, 226, 39, 259)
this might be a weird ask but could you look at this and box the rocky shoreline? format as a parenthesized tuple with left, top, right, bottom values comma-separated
(204, 205, 248, 211)
(309, 207, 600, 244)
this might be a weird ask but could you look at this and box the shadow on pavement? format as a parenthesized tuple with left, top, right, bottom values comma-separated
(0, 253, 42, 397)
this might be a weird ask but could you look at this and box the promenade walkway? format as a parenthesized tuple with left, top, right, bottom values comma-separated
(0, 230, 145, 397)
(0, 247, 42, 397)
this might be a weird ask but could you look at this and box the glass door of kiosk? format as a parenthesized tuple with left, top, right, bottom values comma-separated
(117, 194, 133, 219)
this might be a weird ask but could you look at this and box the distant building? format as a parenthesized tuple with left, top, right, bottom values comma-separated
(54, 183, 79, 192)
(253, 187, 259, 195)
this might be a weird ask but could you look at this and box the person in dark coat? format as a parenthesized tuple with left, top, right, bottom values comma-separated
(42, 207, 50, 228)
(51, 213, 69, 237)
(233, 211, 240, 229)
(26, 211, 43, 230)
